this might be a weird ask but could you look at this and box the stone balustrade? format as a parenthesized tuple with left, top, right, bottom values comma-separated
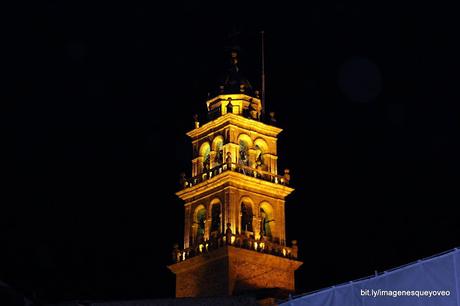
(172, 233, 299, 264)
(180, 162, 290, 189)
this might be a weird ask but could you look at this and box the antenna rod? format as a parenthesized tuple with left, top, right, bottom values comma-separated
(261, 30, 266, 118)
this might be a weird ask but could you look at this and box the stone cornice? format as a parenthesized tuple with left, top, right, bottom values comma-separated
(186, 113, 282, 139)
(176, 171, 294, 202)
(168, 246, 303, 274)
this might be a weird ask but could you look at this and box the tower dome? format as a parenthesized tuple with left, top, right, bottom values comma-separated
(216, 48, 254, 96)
(206, 48, 262, 121)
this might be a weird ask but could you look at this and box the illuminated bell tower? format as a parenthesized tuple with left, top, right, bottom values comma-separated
(168, 49, 302, 300)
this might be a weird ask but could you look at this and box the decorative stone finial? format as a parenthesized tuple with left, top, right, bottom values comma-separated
(291, 240, 298, 258)
(249, 99, 259, 120)
(283, 169, 291, 184)
(172, 243, 180, 262)
(226, 97, 233, 114)
(193, 114, 199, 129)
(226, 152, 232, 166)
(179, 172, 187, 188)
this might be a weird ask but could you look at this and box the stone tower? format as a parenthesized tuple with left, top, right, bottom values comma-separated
(168, 48, 302, 301)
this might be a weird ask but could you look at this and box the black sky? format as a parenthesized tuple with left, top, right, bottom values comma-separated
(6, 1, 460, 303)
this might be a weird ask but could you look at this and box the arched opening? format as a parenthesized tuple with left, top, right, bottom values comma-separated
(212, 136, 224, 165)
(237, 134, 252, 169)
(254, 138, 268, 170)
(240, 198, 253, 233)
(194, 205, 206, 243)
(210, 203, 221, 233)
(199, 142, 211, 172)
(238, 140, 250, 166)
(260, 202, 275, 239)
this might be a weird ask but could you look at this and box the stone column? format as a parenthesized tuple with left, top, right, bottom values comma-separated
(191, 223, 197, 247)
(253, 215, 261, 240)
(184, 205, 191, 249)
(229, 189, 238, 235)
(228, 144, 239, 164)
(209, 151, 217, 169)
(253, 202, 261, 240)
(191, 157, 200, 177)
(278, 200, 286, 245)
(248, 149, 257, 168)
(192, 157, 204, 176)
(204, 204, 211, 241)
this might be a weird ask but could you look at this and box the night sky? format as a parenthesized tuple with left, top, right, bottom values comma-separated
(6, 1, 460, 304)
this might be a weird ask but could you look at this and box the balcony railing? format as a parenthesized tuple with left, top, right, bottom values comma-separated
(172, 233, 299, 264)
(180, 162, 290, 189)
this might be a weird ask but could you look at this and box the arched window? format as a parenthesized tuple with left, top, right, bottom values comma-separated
(212, 136, 224, 165)
(241, 202, 253, 232)
(211, 204, 221, 233)
(254, 138, 269, 170)
(237, 134, 252, 167)
(260, 202, 275, 239)
(194, 206, 206, 240)
(239, 140, 249, 166)
(255, 145, 264, 167)
(199, 142, 211, 172)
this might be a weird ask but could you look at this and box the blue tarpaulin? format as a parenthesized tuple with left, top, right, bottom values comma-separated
(281, 248, 460, 306)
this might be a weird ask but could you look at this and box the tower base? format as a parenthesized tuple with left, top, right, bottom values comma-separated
(168, 246, 302, 299)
